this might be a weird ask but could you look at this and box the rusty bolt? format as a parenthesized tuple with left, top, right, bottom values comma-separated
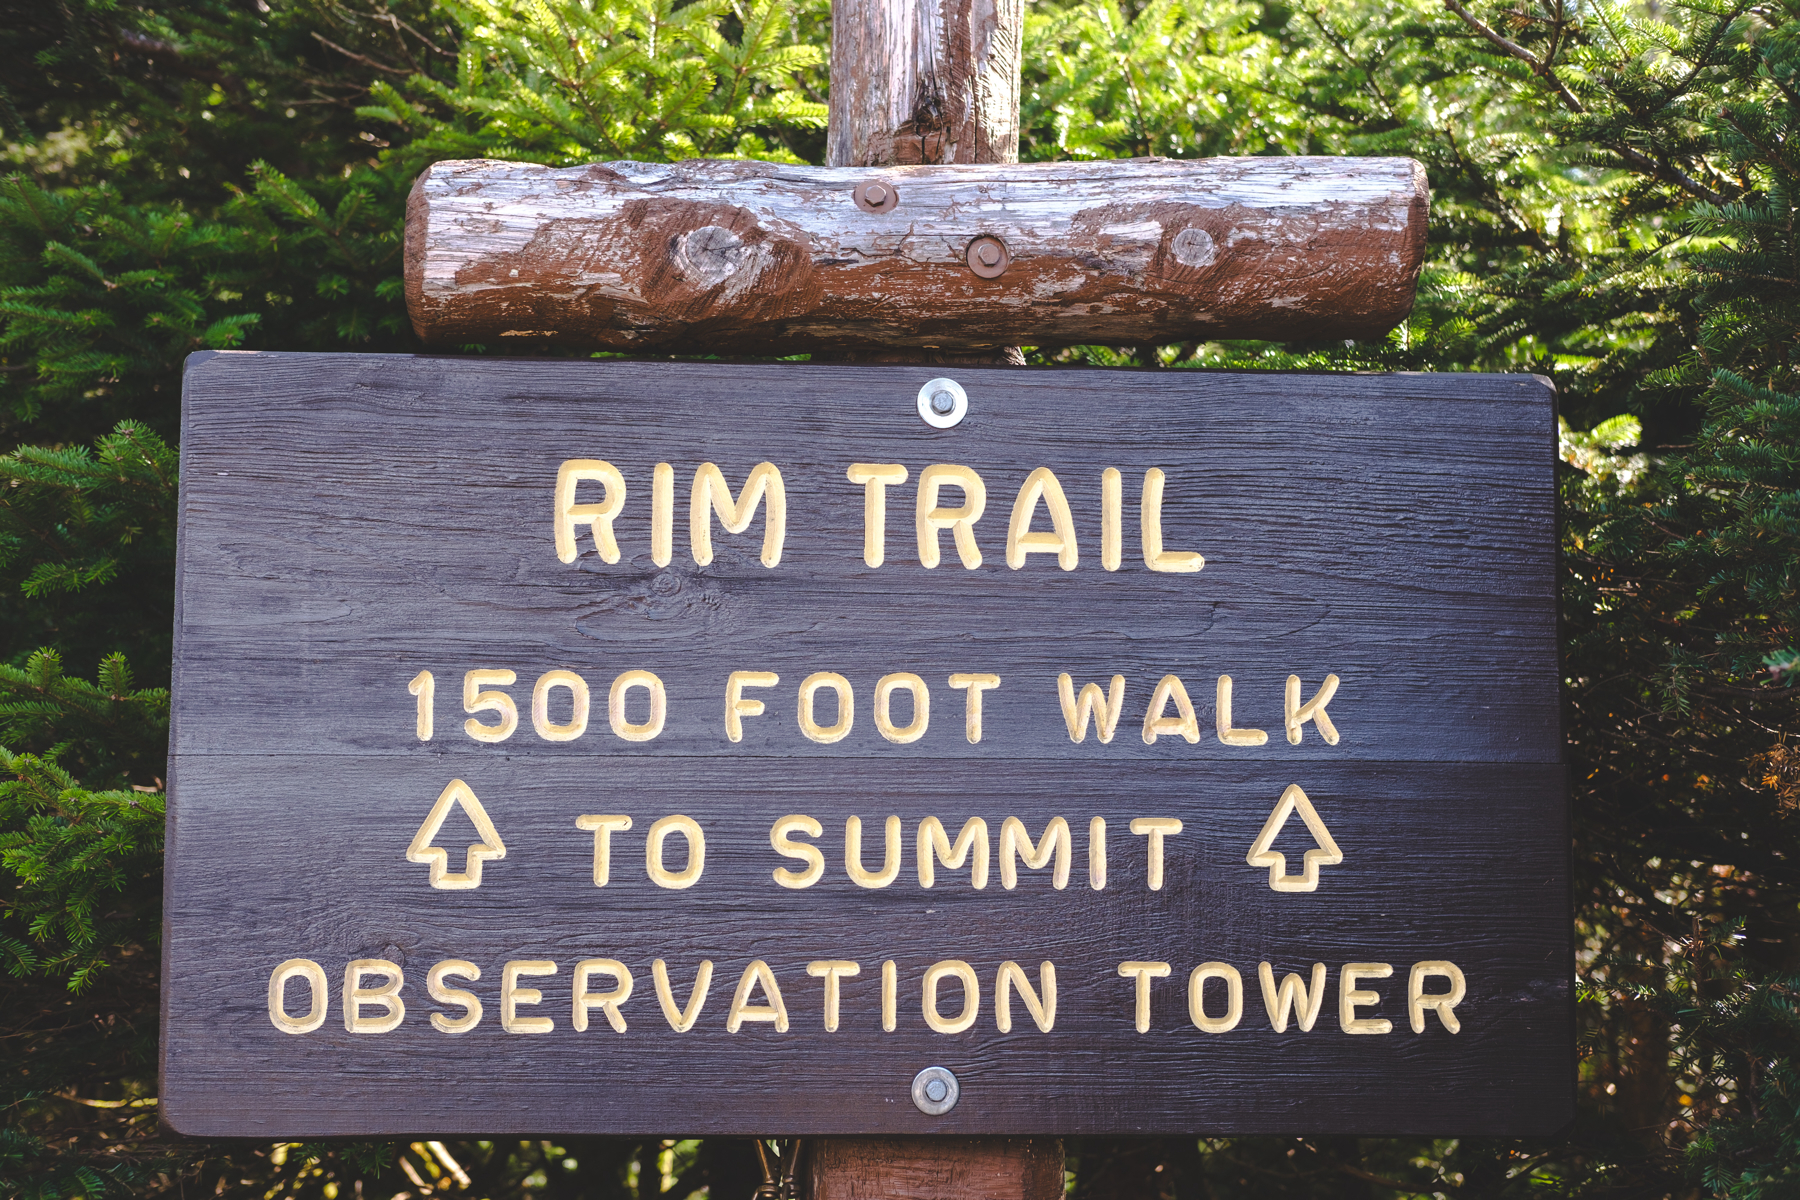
(966, 235, 1009, 279)
(853, 180, 898, 213)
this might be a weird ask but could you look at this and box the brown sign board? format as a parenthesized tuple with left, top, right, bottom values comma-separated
(162, 351, 1568, 1138)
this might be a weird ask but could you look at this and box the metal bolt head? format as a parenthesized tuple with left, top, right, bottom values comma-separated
(917, 377, 968, 429)
(966, 235, 1009, 279)
(854, 179, 899, 213)
(911, 1066, 960, 1115)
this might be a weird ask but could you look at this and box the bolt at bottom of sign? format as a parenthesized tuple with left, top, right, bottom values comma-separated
(911, 1066, 960, 1115)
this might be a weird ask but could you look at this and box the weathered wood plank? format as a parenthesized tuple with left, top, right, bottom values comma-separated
(827, 0, 1023, 168)
(403, 157, 1429, 353)
(162, 353, 1567, 1141)
(160, 754, 1570, 1137)
(168, 355, 1558, 764)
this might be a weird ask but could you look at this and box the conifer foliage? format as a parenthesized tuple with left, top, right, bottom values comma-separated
(2, 0, 1797, 1197)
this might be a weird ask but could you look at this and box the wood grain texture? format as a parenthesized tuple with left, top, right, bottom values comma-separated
(826, 0, 1022, 168)
(402, 156, 1429, 353)
(806, 1137, 1062, 1200)
(168, 355, 1557, 764)
(163, 353, 1568, 1139)
(162, 755, 1568, 1137)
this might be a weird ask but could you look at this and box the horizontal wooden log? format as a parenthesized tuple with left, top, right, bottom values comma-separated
(404, 156, 1428, 353)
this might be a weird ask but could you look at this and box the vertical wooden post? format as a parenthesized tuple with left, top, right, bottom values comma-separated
(827, 0, 1023, 167)
(805, 2, 1060, 1195)
(824, 0, 1027, 365)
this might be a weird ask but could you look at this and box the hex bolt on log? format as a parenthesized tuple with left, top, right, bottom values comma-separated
(853, 180, 898, 212)
(967, 235, 1009, 278)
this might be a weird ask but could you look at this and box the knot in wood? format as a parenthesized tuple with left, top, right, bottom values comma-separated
(673, 225, 750, 287)
(1171, 227, 1218, 269)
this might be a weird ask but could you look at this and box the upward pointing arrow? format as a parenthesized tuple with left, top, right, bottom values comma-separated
(406, 779, 507, 889)
(1245, 784, 1343, 893)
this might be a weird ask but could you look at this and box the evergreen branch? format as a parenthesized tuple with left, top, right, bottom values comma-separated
(1442, 0, 1729, 203)
(310, 32, 414, 76)
(1442, 0, 1587, 111)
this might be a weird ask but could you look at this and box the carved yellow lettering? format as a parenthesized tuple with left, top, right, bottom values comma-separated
(575, 814, 632, 886)
(343, 958, 405, 1034)
(1188, 963, 1243, 1033)
(847, 463, 909, 567)
(846, 815, 902, 888)
(725, 670, 779, 742)
(691, 461, 785, 568)
(427, 959, 482, 1035)
(555, 459, 626, 564)
(463, 669, 518, 742)
(770, 814, 825, 889)
(1141, 674, 1200, 744)
(995, 961, 1056, 1032)
(1128, 817, 1183, 890)
(572, 958, 633, 1033)
(652, 959, 713, 1032)
(807, 960, 861, 1032)
(1006, 467, 1078, 570)
(881, 960, 897, 1032)
(1088, 816, 1107, 890)
(408, 670, 434, 741)
(268, 958, 328, 1035)
(1339, 963, 1394, 1035)
(999, 816, 1071, 889)
(609, 669, 666, 741)
(917, 817, 988, 889)
(1117, 961, 1170, 1033)
(1258, 961, 1327, 1032)
(1215, 675, 1268, 746)
(531, 669, 589, 741)
(922, 960, 979, 1034)
(1409, 961, 1466, 1033)
(916, 464, 986, 569)
(1057, 673, 1126, 744)
(797, 672, 854, 744)
(1286, 673, 1341, 745)
(651, 461, 674, 567)
(726, 960, 790, 1032)
(646, 815, 705, 889)
(874, 672, 929, 743)
(1101, 467, 1122, 571)
(946, 672, 1000, 743)
(1141, 468, 1203, 573)
(501, 960, 556, 1034)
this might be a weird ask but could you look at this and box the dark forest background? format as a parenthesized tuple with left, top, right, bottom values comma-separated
(1, 0, 1796, 1196)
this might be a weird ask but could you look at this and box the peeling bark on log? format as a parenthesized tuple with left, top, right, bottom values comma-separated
(827, 0, 1022, 168)
(404, 156, 1429, 353)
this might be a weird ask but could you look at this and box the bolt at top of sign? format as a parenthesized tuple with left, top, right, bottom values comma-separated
(916, 376, 968, 427)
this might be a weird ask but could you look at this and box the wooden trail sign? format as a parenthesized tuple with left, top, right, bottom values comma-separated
(161, 352, 1569, 1137)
